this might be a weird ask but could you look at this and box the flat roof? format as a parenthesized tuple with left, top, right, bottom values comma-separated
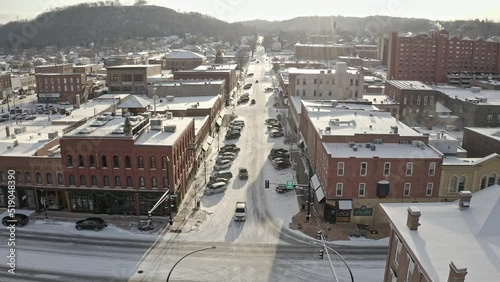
(153, 95, 220, 111)
(53, 99, 116, 124)
(287, 68, 360, 75)
(323, 142, 442, 159)
(193, 116, 209, 136)
(412, 127, 459, 141)
(362, 94, 397, 105)
(106, 64, 161, 69)
(192, 64, 237, 71)
(386, 80, 434, 91)
(135, 117, 193, 146)
(151, 80, 224, 86)
(464, 127, 500, 141)
(381, 185, 500, 282)
(436, 86, 500, 105)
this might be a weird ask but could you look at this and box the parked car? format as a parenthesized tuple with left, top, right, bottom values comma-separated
(226, 131, 241, 140)
(265, 118, 278, 124)
(204, 182, 227, 195)
(234, 201, 247, 221)
(217, 155, 236, 163)
(209, 177, 230, 184)
(265, 87, 274, 92)
(275, 184, 290, 193)
(214, 162, 232, 171)
(222, 144, 238, 149)
(220, 152, 237, 158)
(247, 73, 254, 77)
(243, 84, 252, 89)
(270, 148, 289, 155)
(211, 170, 233, 179)
(60, 101, 71, 105)
(238, 168, 249, 180)
(251, 99, 256, 105)
(231, 120, 245, 127)
(228, 126, 242, 133)
(75, 217, 106, 231)
(2, 213, 29, 227)
(220, 146, 240, 154)
(270, 130, 284, 138)
(272, 158, 292, 170)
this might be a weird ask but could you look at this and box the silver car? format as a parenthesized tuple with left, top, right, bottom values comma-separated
(204, 182, 227, 195)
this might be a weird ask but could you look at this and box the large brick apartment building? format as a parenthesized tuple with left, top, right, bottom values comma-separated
(387, 30, 500, 83)
(35, 63, 73, 74)
(0, 72, 12, 100)
(35, 73, 88, 103)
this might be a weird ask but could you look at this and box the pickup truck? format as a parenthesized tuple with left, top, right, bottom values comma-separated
(234, 201, 247, 221)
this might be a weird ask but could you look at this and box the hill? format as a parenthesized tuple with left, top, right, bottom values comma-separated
(0, 3, 253, 49)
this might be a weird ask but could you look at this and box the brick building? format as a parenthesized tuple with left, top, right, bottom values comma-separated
(294, 43, 378, 61)
(387, 30, 500, 83)
(165, 50, 207, 71)
(0, 72, 12, 100)
(381, 188, 500, 281)
(34, 63, 73, 74)
(272, 61, 325, 72)
(462, 127, 500, 158)
(73, 64, 100, 74)
(106, 65, 162, 94)
(35, 73, 88, 103)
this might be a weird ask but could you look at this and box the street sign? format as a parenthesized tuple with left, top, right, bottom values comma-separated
(286, 180, 294, 189)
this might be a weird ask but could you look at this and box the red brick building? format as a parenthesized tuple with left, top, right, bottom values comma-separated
(35, 63, 73, 74)
(387, 30, 500, 83)
(0, 72, 12, 100)
(36, 73, 88, 103)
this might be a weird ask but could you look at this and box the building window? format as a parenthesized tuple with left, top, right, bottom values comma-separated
(78, 155, 84, 167)
(163, 177, 169, 188)
(426, 183, 433, 196)
(101, 155, 107, 168)
(151, 177, 157, 188)
(127, 176, 132, 188)
(487, 115, 493, 123)
(336, 183, 343, 197)
(430, 96, 434, 105)
(139, 176, 145, 188)
(488, 173, 497, 187)
(150, 156, 156, 169)
(497, 114, 500, 123)
(394, 235, 402, 265)
(403, 97, 407, 105)
(358, 183, 366, 197)
(458, 176, 466, 191)
(36, 172, 42, 184)
(406, 255, 415, 282)
(69, 175, 75, 186)
(303, 78, 306, 85)
(91, 175, 97, 187)
(331, 79, 335, 85)
(384, 162, 391, 176)
(449, 176, 458, 192)
(115, 176, 121, 188)
(302, 90, 306, 96)
(113, 156, 119, 168)
(337, 162, 344, 176)
(429, 162, 436, 176)
(417, 96, 421, 105)
(314, 78, 317, 84)
(125, 156, 131, 168)
(67, 155, 73, 167)
(138, 156, 144, 168)
(403, 183, 411, 197)
(350, 79, 353, 86)
(162, 157, 168, 169)
(329, 91, 332, 96)
(46, 173, 52, 185)
(424, 96, 428, 105)
(103, 176, 109, 187)
(360, 162, 367, 176)
(313, 90, 316, 96)
(406, 162, 413, 176)
(80, 175, 86, 187)
(296, 78, 300, 85)
(16, 171, 22, 183)
(57, 173, 63, 185)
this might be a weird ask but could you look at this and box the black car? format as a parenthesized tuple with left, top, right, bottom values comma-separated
(226, 131, 241, 140)
(2, 214, 29, 227)
(251, 99, 256, 105)
(75, 217, 106, 231)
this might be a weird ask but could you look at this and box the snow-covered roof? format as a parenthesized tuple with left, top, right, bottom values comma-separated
(362, 94, 397, 105)
(464, 127, 500, 141)
(151, 80, 224, 87)
(381, 185, 500, 282)
(117, 95, 151, 109)
(153, 95, 219, 111)
(435, 86, 500, 105)
(323, 142, 442, 159)
(441, 153, 499, 166)
(53, 99, 117, 124)
(193, 116, 209, 136)
(288, 68, 360, 75)
(192, 64, 237, 71)
(386, 80, 433, 91)
(106, 64, 161, 69)
(435, 101, 452, 113)
(166, 50, 206, 60)
(135, 117, 193, 146)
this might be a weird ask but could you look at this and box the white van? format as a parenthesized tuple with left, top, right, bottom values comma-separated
(234, 201, 247, 221)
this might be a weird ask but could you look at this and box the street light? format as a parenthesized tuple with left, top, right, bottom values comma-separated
(166, 246, 216, 282)
(291, 150, 313, 221)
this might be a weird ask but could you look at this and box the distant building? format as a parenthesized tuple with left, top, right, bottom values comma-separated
(0, 72, 12, 100)
(34, 63, 73, 74)
(106, 65, 162, 95)
(73, 64, 99, 74)
(294, 43, 378, 61)
(35, 73, 88, 103)
(272, 61, 325, 72)
(164, 50, 206, 71)
(11, 74, 36, 92)
(148, 80, 225, 98)
(462, 127, 500, 158)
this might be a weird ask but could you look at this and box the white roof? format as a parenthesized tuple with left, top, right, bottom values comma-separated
(193, 116, 209, 136)
(323, 142, 442, 159)
(362, 94, 397, 105)
(135, 118, 193, 146)
(54, 99, 116, 124)
(386, 80, 433, 91)
(151, 80, 224, 87)
(166, 50, 206, 60)
(106, 64, 161, 69)
(192, 64, 237, 71)
(436, 86, 500, 105)
(287, 68, 360, 75)
(381, 185, 500, 282)
(153, 95, 220, 111)
(465, 127, 500, 141)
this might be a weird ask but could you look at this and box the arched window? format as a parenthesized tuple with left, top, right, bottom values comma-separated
(46, 173, 52, 185)
(69, 175, 75, 186)
(91, 175, 97, 187)
(163, 177, 169, 188)
(67, 155, 73, 167)
(80, 175, 86, 186)
(458, 176, 466, 192)
(125, 156, 131, 168)
(162, 157, 168, 169)
(448, 176, 458, 193)
(487, 173, 497, 187)
(151, 177, 157, 188)
(78, 154, 84, 167)
(103, 176, 109, 187)
(16, 171, 23, 183)
(58, 173, 63, 185)
(150, 156, 156, 169)
(113, 156, 119, 168)
(115, 176, 121, 187)
(480, 175, 487, 190)
(25, 172, 31, 184)
(36, 172, 42, 184)
(89, 155, 96, 168)
(138, 156, 144, 168)
(101, 155, 108, 168)
(139, 176, 145, 187)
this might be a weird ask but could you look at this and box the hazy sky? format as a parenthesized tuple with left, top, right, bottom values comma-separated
(1, 0, 499, 24)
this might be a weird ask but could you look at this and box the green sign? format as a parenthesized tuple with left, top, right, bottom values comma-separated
(286, 180, 294, 189)
(353, 205, 373, 216)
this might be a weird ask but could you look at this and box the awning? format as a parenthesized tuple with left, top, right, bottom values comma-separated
(315, 186, 325, 203)
(216, 118, 222, 126)
(338, 200, 352, 210)
(202, 142, 209, 151)
(310, 174, 321, 190)
(206, 136, 214, 145)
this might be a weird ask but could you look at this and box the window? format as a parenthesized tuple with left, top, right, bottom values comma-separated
(406, 162, 413, 176)
(138, 156, 144, 168)
(394, 235, 402, 265)
(163, 177, 169, 188)
(57, 173, 63, 185)
(16, 171, 22, 183)
(80, 175, 86, 186)
(497, 114, 500, 123)
(406, 255, 415, 282)
(150, 156, 156, 169)
(302, 90, 306, 96)
(151, 177, 157, 188)
(430, 96, 434, 105)
(314, 78, 317, 84)
(360, 162, 367, 176)
(125, 156, 131, 168)
(358, 183, 366, 197)
(69, 174, 75, 186)
(296, 78, 300, 85)
(127, 176, 132, 187)
(103, 176, 109, 187)
(403, 97, 407, 105)
(449, 176, 458, 192)
(488, 173, 497, 187)
(36, 172, 42, 184)
(404, 183, 411, 196)
(426, 183, 433, 196)
(67, 155, 73, 167)
(302, 78, 306, 85)
(115, 176, 121, 188)
(46, 173, 52, 185)
(313, 90, 316, 96)
(429, 162, 436, 176)
(337, 162, 344, 176)
(113, 156, 119, 168)
(139, 176, 145, 188)
(424, 96, 428, 105)
(89, 155, 96, 168)
(101, 155, 107, 168)
(384, 162, 391, 176)
(487, 115, 493, 123)
(336, 183, 343, 196)
(91, 175, 97, 187)
(162, 157, 168, 169)
(350, 79, 353, 86)
(332, 79, 335, 85)
(457, 176, 466, 191)
(78, 155, 84, 167)
(417, 96, 421, 105)
(329, 91, 332, 96)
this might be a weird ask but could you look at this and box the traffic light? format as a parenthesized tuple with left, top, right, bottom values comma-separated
(318, 249, 324, 259)
(316, 230, 322, 240)
(265, 180, 269, 189)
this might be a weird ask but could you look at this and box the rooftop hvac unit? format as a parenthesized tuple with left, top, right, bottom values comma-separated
(166, 112, 173, 119)
(365, 143, 371, 148)
(166, 95, 174, 101)
(11, 134, 16, 139)
(353, 147, 358, 151)
(150, 119, 163, 130)
(164, 124, 177, 132)
(14, 127, 27, 134)
(48, 132, 59, 139)
(325, 126, 331, 133)
(349, 142, 355, 148)
(47, 151, 55, 157)
(13, 140, 19, 147)
(471, 87, 481, 93)
(370, 144, 376, 151)
(191, 104, 198, 108)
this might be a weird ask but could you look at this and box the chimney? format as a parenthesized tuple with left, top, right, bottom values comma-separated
(448, 261, 467, 282)
(5, 126, 10, 137)
(427, 114, 434, 130)
(406, 206, 421, 230)
(75, 94, 81, 108)
(458, 191, 472, 210)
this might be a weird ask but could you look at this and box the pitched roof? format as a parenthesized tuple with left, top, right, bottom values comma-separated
(117, 95, 151, 109)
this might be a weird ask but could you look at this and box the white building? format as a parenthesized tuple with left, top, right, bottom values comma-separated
(287, 62, 364, 100)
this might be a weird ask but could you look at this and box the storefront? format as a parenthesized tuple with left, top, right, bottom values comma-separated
(36, 189, 66, 210)
(69, 189, 139, 215)
(139, 192, 167, 215)
(324, 199, 353, 223)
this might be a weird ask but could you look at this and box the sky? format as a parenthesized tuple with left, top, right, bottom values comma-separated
(0, 0, 500, 24)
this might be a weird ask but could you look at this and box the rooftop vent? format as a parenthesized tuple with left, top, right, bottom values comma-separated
(48, 132, 59, 139)
(348, 142, 355, 148)
(112, 127, 125, 134)
(325, 127, 331, 133)
(406, 206, 421, 231)
(164, 124, 177, 132)
(470, 86, 481, 93)
(166, 112, 173, 119)
(13, 140, 19, 147)
(370, 144, 376, 151)
(14, 127, 27, 134)
(459, 191, 472, 210)
(353, 146, 358, 151)
(150, 119, 163, 130)
(166, 95, 174, 101)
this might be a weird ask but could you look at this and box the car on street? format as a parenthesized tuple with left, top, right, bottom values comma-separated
(25, 116, 37, 120)
(251, 99, 256, 105)
(275, 184, 291, 193)
(228, 125, 242, 133)
(204, 182, 227, 195)
(2, 213, 29, 227)
(209, 177, 230, 184)
(243, 84, 252, 89)
(265, 118, 278, 124)
(226, 131, 241, 140)
(216, 158, 233, 165)
(217, 155, 236, 163)
(75, 217, 106, 231)
(270, 130, 284, 138)
(220, 152, 237, 158)
(238, 168, 249, 180)
(220, 146, 240, 154)
(211, 170, 233, 179)
(60, 101, 71, 105)
(272, 158, 292, 170)
(231, 120, 245, 127)
(265, 87, 274, 92)
(247, 73, 254, 77)
(214, 161, 232, 171)
(270, 148, 289, 155)
(234, 201, 247, 221)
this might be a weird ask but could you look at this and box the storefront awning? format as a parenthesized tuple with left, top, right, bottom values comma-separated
(206, 136, 214, 145)
(315, 186, 325, 203)
(202, 142, 209, 151)
(216, 118, 222, 126)
(338, 200, 352, 210)
(311, 174, 321, 190)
